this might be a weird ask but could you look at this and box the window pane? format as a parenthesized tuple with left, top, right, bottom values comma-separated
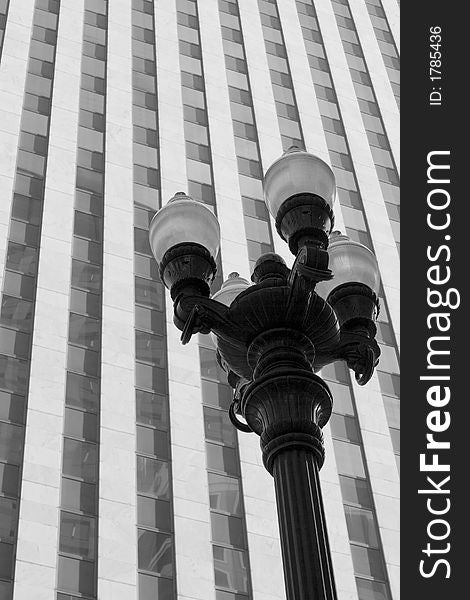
(0, 463, 19, 497)
(351, 545, 386, 581)
(213, 546, 249, 594)
(137, 456, 169, 499)
(57, 556, 95, 597)
(67, 345, 100, 377)
(344, 506, 379, 547)
(204, 407, 237, 446)
(61, 478, 96, 515)
(0, 498, 18, 542)
(211, 513, 245, 548)
(330, 414, 361, 443)
(135, 306, 164, 335)
(64, 408, 98, 442)
(135, 363, 167, 394)
(0, 542, 13, 580)
(137, 426, 169, 459)
(0, 355, 29, 395)
(334, 441, 365, 478)
(202, 380, 232, 410)
(138, 573, 173, 600)
(66, 372, 99, 412)
(136, 390, 169, 429)
(339, 476, 373, 509)
(329, 382, 354, 415)
(208, 473, 241, 515)
(356, 577, 390, 600)
(62, 438, 97, 482)
(138, 529, 173, 576)
(60, 512, 96, 559)
(135, 276, 164, 309)
(70, 288, 101, 318)
(0, 390, 25, 424)
(136, 332, 166, 366)
(216, 591, 249, 600)
(137, 496, 172, 532)
(0, 422, 23, 464)
(206, 443, 240, 476)
(69, 313, 100, 350)
(200, 347, 226, 381)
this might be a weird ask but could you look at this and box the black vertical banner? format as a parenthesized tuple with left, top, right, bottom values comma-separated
(402, 2, 465, 599)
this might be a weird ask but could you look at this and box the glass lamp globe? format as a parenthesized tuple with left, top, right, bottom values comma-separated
(262, 147, 336, 220)
(211, 272, 251, 307)
(149, 192, 220, 265)
(316, 231, 380, 299)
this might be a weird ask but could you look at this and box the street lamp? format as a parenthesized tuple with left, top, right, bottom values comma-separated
(148, 148, 381, 600)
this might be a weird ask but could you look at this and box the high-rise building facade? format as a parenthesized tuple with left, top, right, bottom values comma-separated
(0, 1, 399, 599)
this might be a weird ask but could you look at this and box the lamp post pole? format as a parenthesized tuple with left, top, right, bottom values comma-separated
(148, 149, 381, 600)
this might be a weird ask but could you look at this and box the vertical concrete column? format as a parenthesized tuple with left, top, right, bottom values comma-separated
(98, 0, 137, 597)
(156, 2, 215, 599)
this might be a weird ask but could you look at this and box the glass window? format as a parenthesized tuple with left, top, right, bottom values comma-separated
(186, 159, 212, 185)
(0, 296, 33, 333)
(0, 422, 23, 464)
(0, 390, 25, 424)
(61, 478, 96, 515)
(0, 542, 13, 580)
(204, 407, 237, 447)
(69, 313, 100, 350)
(10, 219, 40, 247)
(330, 414, 361, 443)
(383, 396, 399, 429)
(0, 463, 19, 498)
(244, 216, 271, 244)
(0, 355, 29, 395)
(137, 426, 169, 459)
(344, 506, 379, 547)
(66, 372, 99, 413)
(137, 456, 169, 499)
(70, 288, 100, 319)
(75, 190, 103, 216)
(135, 306, 164, 335)
(200, 347, 226, 381)
(351, 544, 386, 581)
(138, 496, 172, 532)
(64, 408, 98, 443)
(208, 473, 241, 515)
(60, 512, 96, 559)
(57, 556, 95, 597)
(0, 497, 18, 542)
(136, 390, 169, 429)
(334, 441, 365, 478)
(138, 574, 174, 600)
(136, 332, 166, 367)
(202, 380, 232, 410)
(138, 529, 173, 576)
(136, 363, 168, 394)
(62, 438, 97, 482)
(340, 476, 372, 510)
(389, 427, 400, 454)
(356, 577, 390, 600)
(206, 443, 239, 476)
(328, 382, 354, 416)
(71, 260, 101, 293)
(211, 513, 245, 548)
(213, 546, 249, 594)
(377, 371, 400, 396)
(67, 346, 99, 377)
(6, 242, 38, 276)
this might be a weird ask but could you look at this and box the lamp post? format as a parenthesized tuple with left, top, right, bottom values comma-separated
(148, 148, 381, 600)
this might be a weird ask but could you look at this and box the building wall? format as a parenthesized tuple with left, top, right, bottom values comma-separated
(0, 1, 399, 600)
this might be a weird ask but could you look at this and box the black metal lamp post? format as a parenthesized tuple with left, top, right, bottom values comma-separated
(148, 148, 381, 600)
